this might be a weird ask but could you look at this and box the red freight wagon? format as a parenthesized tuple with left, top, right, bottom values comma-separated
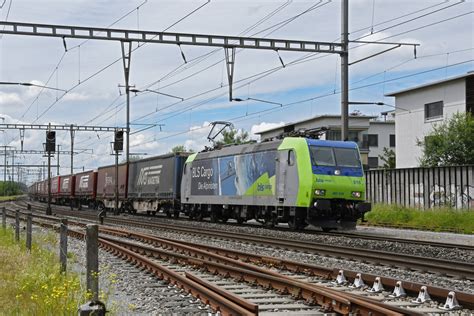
(58, 174, 75, 205)
(51, 176, 61, 202)
(74, 170, 98, 209)
(51, 176, 61, 195)
(96, 163, 128, 210)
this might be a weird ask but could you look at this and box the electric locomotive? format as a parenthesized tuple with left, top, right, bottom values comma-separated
(180, 137, 370, 230)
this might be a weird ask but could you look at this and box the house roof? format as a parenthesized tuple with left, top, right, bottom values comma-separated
(369, 121, 395, 124)
(255, 114, 377, 135)
(385, 71, 474, 96)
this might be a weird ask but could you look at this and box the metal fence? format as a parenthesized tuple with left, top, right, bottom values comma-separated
(366, 165, 474, 209)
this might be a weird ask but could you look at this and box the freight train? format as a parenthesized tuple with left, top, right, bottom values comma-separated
(29, 137, 371, 231)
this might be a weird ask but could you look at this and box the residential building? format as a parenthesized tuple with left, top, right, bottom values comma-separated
(255, 115, 395, 169)
(385, 71, 474, 168)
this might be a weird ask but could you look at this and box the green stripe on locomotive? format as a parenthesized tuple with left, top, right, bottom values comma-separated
(278, 137, 366, 207)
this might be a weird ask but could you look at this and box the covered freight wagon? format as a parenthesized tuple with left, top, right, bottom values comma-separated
(74, 170, 98, 209)
(125, 153, 189, 215)
(96, 164, 127, 210)
(58, 174, 75, 205)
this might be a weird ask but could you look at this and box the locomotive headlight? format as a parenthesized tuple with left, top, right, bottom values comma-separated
(352, 191, 362, 198)
(315, 189, 326, 196)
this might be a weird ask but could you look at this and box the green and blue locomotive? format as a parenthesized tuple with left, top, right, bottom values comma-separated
(180, 137, 371, 230)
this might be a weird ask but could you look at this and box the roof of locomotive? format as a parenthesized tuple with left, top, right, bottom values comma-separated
(195, 139, 283, 160)
(194, 137, 360, 160)
(306, 139, 359, 149)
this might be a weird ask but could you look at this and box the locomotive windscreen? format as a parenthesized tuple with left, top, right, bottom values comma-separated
(309, 146, 361, 168)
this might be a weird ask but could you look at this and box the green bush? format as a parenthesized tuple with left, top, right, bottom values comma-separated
(364, 204, 474, 234)
(0, 181, 24, 197)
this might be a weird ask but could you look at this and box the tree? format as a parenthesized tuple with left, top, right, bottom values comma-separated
(379, 147, 396, 169)
(417, 112, 474, 167)
(215, 128, 249, 146)
(170, 145, 194, 153)
(0, 181, 23, 196)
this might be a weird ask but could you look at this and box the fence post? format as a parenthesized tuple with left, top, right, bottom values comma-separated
(59, 219, 68, 273)
(15, 210, 20, 242)
(86, 224, 99, 301)
(2, 207, 5, 229)
(26, 212, 32, 251)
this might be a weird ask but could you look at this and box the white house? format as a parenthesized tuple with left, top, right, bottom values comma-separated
(255, 114, 395, 169)
(385, 71, 474, 168)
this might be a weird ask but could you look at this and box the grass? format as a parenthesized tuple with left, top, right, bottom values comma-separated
(0, 195, 23, 202)
(0, 227, 87, 315)
(363, 204, 474, 234)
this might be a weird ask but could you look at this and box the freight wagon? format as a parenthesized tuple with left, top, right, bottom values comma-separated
(124, 153, 189, 216)
(58, 174, 75, 206)
(96, 163, 128, 211)
(74, 170, 98, 209)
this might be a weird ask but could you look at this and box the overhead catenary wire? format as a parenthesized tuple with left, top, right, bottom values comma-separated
(28, 0, 211, 124)
(83, 0, 326, 128)
(9, 1, 472, 168)
(130, 58, 473, 148)
(129, 0, 469, 125)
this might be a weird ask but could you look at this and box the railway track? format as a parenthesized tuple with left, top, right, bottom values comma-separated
(15, 199, 474, 252)
(4, 202, 474, 314)
(3, 206, 428, 315)
(12, 200, 474, 281)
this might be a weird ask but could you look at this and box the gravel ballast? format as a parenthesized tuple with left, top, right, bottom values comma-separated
(111, 216, 474, 295)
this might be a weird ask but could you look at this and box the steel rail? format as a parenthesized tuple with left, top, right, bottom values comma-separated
(8, 200, 474, 279)
(88, 215, 474, 280)
(96, 231, 406, 316)
(14, 200, 474, 251)
(1, 210, 256, 316)
(98, 225, 474, 311)
(5, 206, 474, 313)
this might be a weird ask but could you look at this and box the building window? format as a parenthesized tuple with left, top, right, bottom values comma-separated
(389, 134, 395, 147)
(368, 157, 379, 169)
(425, 101, 443, 120)
(327, 130, 359, 142)
(368, 134, 378, 147)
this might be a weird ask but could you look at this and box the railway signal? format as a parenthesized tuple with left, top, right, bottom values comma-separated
(114, 131, 124, 152)
(45, 131, 56, 153)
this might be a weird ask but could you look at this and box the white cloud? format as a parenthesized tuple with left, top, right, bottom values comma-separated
(1, 0, 472, 178)
(250, 121, 285, 140)
(0, 92, 22, 106)
(62, 92, 91, 102)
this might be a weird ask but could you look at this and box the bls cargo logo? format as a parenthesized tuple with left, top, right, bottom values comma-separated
(79, 175, 89, 189)
(137, 165, 162, 186)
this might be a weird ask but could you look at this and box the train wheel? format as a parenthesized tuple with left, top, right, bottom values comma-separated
(165, 209, 172, 218)
(288, 216, 297, 230)
(322, 227, 334, 232)
(173, 211, 180, 219)
(236, 217, 245, 224)
(221, 216, 229, 223)
(196, 212, 203, 221)
(152, 211, 157, 216)
(210, 212, 218, 223)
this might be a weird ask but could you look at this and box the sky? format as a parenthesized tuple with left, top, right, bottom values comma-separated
(0, 0, 473, 183)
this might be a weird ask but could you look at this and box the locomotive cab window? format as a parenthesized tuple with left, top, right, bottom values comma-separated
(309, 146, 335, 166)
(310, 146, 361, 168)
(333, 148, 361, 168)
